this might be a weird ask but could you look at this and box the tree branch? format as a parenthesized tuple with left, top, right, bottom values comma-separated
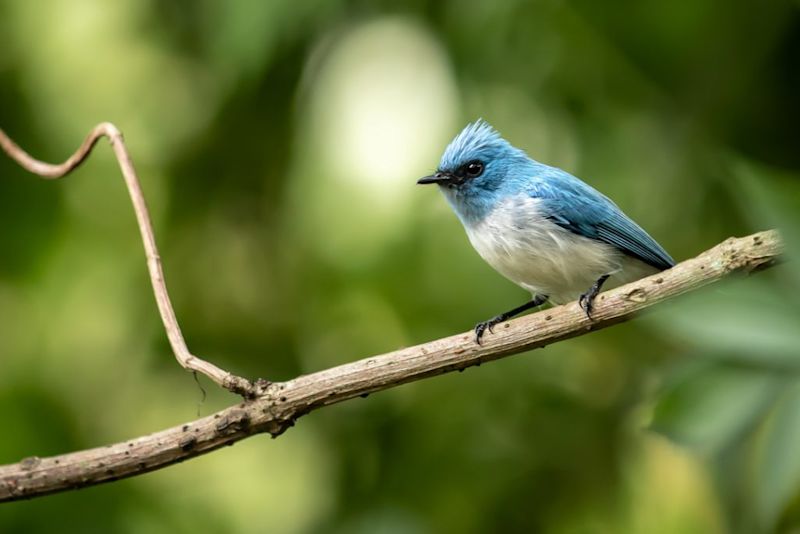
(0, 223, 782, 500)
(0, 124, 259, 398)
(0, 121, 786, 501)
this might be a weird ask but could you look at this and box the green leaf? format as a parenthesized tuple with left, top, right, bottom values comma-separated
(651, 280, 800, 369)
(651, 363, 784, 455)
(750, 381, 800, 531)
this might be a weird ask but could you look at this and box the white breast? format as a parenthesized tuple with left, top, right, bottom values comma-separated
(462, 195, 656, 303)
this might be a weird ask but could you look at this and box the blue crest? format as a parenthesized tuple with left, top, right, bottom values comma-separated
(439, 119, 524, 172)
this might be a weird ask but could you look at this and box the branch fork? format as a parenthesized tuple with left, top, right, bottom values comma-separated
(0, 123, 262, 397)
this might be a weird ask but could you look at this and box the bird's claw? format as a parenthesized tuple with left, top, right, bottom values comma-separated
(578, 291, 597, 319)
(474, 317, 501, 344)
(579, 274, 609, 320)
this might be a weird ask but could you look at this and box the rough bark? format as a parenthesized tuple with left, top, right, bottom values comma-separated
(0, 230, 782, 502)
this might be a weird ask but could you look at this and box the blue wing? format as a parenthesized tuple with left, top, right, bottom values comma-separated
(527, 166, 675, 271)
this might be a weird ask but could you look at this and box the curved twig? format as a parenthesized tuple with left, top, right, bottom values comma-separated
(0, 124, 258, 397)
(0, 229, 783, 502)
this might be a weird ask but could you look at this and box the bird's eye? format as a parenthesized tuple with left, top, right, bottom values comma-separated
(465, 160, 484, 178)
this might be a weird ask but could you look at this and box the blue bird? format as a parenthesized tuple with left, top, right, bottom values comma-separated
(418, 120, 674, 343)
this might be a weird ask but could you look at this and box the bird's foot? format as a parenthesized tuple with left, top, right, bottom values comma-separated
(578, 274, 610, 319)
(473, 295, 550, 345)
(474, 316, 505, 345)
(578, 292, 596, 318)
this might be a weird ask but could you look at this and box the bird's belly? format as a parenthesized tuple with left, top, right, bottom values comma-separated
(464, 203, 653, 303)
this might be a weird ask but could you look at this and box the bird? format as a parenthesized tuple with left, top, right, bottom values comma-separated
(418, 120, 674, 343)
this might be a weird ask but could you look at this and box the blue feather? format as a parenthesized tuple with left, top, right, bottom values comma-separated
(528, 166, 675, 270)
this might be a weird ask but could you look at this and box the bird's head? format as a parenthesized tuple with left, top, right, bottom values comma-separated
(418, 120, 532, 221)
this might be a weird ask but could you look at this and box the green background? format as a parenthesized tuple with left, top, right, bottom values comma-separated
(1, 0, 798, 532)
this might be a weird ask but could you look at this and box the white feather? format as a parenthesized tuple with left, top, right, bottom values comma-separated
(461, 195, 657, 303)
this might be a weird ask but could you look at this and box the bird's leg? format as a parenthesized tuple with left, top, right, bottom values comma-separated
(578, 274, 611, 319)
(475, 294, 549, 344)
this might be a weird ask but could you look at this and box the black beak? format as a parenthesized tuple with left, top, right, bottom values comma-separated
(417, 171, 451, 185)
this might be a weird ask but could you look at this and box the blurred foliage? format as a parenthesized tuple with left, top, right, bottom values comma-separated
(0, 0, 798, 532)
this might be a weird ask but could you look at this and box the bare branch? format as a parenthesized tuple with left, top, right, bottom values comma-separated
(0, 125, 258, 397)
(0, 229, 783, 502)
